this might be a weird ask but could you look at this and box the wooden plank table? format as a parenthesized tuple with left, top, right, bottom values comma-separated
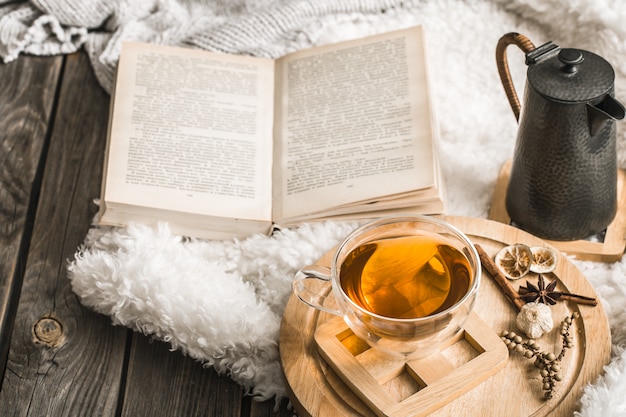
(0, 51, 293, 417)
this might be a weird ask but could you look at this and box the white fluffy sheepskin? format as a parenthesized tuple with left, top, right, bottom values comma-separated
(69, 220, 359, 400)
(64, 0, 626, 415)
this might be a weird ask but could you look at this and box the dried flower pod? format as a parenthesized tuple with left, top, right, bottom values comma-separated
(495, 244, 532, 279)
(530, 246, 557, 274)
(516, 301, 554, 339)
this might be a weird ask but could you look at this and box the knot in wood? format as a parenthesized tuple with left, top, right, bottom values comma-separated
(33, 317, 64, 347)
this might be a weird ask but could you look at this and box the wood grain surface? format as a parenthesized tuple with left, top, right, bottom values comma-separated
(0, 51, 127, 417)
(280, 216, 612, 417)
(0, 54, 63, 376)
(0, 52, 293, 417)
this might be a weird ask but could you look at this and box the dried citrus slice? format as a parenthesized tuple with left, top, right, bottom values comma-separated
(495, 244, 532, 279)
(530, 246, 557, 273)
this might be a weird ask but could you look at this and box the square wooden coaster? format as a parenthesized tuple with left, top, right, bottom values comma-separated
(314, 312, 508, 417)
(489, 159, 626, 262)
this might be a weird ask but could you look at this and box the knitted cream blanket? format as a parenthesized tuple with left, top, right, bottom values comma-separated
(2, 1, 626, 415)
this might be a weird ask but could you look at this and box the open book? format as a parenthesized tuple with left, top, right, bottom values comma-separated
(97, 26, 445, 240)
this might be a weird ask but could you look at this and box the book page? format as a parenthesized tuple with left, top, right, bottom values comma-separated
(273, 26, 436, 221)
(103, 42, 275, 222)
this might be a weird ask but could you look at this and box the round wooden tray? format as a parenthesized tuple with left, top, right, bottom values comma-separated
(279, 216, 612, 417)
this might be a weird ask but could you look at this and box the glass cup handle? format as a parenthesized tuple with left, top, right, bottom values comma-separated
(292, 265, 342, 316)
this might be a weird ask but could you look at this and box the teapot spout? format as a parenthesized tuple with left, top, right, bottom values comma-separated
(587, 95, 625, 136)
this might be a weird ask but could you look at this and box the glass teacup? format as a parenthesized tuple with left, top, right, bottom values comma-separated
(293, 215, 481, 359)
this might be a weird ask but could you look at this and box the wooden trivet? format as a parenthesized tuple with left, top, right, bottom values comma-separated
(314, 312, 508, 417)
(489, 159, 626, 262)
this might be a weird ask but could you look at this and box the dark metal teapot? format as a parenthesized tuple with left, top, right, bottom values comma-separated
(496, 33, 625, 241)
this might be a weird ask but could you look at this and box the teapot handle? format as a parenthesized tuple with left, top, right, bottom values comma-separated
(496, 33, 536, 121)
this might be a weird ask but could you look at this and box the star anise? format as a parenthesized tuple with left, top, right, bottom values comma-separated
(518, 274, 562, 305)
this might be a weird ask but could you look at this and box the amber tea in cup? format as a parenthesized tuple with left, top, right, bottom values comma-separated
(340, 234, 472, 320)
(293, 215, 480, 358)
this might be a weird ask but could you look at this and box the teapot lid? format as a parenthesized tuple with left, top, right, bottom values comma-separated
(527, 42, 615, 103)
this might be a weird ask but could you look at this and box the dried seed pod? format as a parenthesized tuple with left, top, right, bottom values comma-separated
(501, 313, 578, 401)
(530, 246, 558, 273)
(495, 244, 533, 279)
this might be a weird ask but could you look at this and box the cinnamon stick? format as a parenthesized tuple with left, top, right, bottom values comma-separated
(558, 293, 598, 306)
(475, 243, 524, 311)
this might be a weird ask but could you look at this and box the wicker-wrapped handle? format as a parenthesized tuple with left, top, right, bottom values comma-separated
(496, 33, 536, 121)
